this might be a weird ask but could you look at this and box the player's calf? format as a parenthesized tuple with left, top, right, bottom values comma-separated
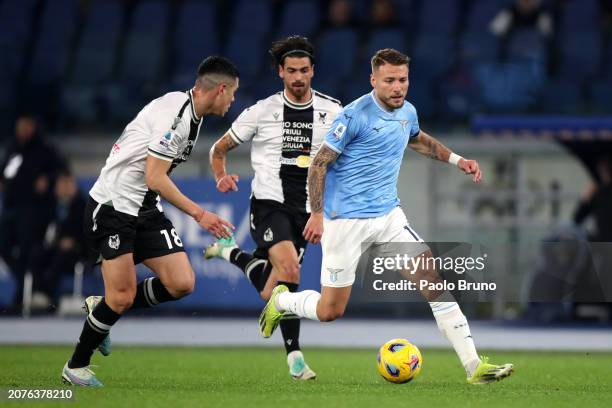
(316, 303, 345, 322)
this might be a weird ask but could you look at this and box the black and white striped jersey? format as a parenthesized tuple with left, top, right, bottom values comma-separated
(89, 90, 202, 216)
(229, 90, 342, 213)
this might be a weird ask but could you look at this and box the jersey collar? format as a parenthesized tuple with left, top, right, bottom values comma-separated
(282, 89, 313, 110)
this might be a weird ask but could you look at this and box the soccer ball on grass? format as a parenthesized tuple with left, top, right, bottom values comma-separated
(376, 338, 422, 383)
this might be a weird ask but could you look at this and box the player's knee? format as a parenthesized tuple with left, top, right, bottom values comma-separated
(277, 259, 300, 283)
(167, 273, 195, 299)
(106, 290, 135, 313)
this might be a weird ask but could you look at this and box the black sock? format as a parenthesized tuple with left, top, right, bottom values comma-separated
(227, 248, 273, 292)
(278, 282, 301, 355)
(131, 277, 177, 309)
(68, 298, 121, 368)
(245, 259, 273, 292)
(229, 248, 255, 270)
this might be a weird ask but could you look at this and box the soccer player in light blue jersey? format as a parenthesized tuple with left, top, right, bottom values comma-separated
(259, 49, 514, 385)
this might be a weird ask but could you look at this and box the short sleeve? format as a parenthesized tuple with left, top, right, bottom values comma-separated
(147, 110, 188, 162)
(323, 108, 361, 154)
(228, 102, 261, 144)
(410, 106, 420, 139)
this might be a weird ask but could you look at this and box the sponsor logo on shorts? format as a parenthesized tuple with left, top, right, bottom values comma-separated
(327, 267, 343, 283)
(108, 234, 120, 250)
(263, 228, 274, 242)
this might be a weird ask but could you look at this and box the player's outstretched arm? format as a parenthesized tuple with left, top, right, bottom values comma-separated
(408, 131, 482, 183)
(145, 155, 234, 238)
(209, 132, 240, 193)
(303, 144, 339, 244)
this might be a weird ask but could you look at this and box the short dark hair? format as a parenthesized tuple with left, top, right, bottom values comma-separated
(371, 48, 410, 71)
(269, 36, 315, 67)
(197, 56, 240, 79)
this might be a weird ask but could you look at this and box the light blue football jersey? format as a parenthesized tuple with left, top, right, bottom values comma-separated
(323, 91, 420, 219)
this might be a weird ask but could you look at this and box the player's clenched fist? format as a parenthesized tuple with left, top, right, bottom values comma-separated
(303, 213, 324, 244)
(216, 174, 239, 192)
(196, 210, 234, 238)
(458, 158, 482, 183)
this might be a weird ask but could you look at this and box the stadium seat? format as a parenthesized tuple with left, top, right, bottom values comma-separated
(232, 0, 272, 36)
(459, 31, 499, 63)
(392, 0, 418, 28)
(406, 78, 436, 119)
(474, 61, 543, 112)
(366, 29, 408, 57)
(506, 29, 547, 64)
(224, 31, 265, 82)
(412, 34, 454, 79)
(589, 80, 612, 114)
(419, 0, 459, 34)
(277, 0, 320, 38)
(558, 31, 602, 80)
(540, 80, 583, 114)
(252, 74, 281, 101)
(70, 0, 124, 84)
(350, 29, 409, 79)
(119, 0, 170, 84)
(26, 0, 78, 86)
(0, 0, 37, 80)
(224, 0, 273, 82)
(464, 0, 508, 33)
(341, 73, 371, 105)
(559, 0, 600, 32)
(316, 29, 359, 81)
(173, 1, 219, 82)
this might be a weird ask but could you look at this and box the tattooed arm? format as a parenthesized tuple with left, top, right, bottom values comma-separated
(303, 144, 339, 244)
(407, 131, 453, 162)
(408, 130, 483, 182)
(209, 133, 241, 192)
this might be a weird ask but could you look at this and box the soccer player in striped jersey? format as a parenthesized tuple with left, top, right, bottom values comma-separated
(61, 57, 239, 387)
(206, 36, 342, 380)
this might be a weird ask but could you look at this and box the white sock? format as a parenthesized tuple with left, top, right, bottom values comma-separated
(276, 290, 321, 321)
(429, 298, 480, 377)
(220, 246, 237, 261)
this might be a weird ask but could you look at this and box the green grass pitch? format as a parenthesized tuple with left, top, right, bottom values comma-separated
(1, 346, 611, 407)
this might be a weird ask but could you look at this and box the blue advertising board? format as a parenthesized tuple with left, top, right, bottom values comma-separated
(157, 178, 323, 310)
(0, 178, 323, 311)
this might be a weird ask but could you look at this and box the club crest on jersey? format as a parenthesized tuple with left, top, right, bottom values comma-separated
(263, 228, 274, 242)
(400, 120, 409, 132)
(333, 123, 346, 140)
(327, 267, 343, 283)
(273, 112, 280, 121)
(108, 234, 120, 250)
(318, 112, 327, 124)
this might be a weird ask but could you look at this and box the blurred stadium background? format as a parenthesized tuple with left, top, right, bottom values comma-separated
(1, 0, 611, 350)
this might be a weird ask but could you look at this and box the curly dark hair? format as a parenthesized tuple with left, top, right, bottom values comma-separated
(269, 36, 315, 67)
